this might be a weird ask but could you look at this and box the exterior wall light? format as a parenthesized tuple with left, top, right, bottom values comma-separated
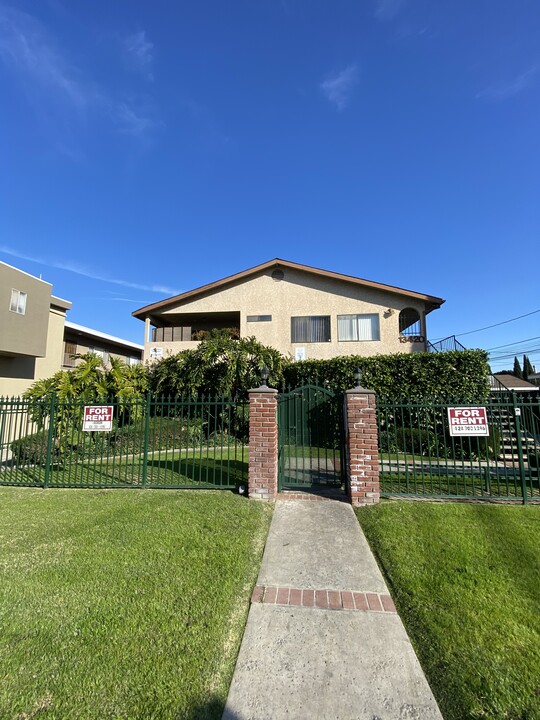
(261, 366, 270, 387)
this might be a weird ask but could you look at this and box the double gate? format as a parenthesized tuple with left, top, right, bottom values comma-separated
(277, 385, 345, 492)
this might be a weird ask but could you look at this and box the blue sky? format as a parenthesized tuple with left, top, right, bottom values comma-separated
(0, 0, 538, 372)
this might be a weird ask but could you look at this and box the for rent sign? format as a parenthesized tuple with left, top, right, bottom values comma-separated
(447, 407, 489, 437)
(83, 406, 114, 432)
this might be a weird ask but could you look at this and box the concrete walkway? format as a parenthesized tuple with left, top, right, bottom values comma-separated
(222, 499, 443, 720)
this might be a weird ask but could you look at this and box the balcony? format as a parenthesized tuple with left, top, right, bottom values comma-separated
(147, 312, 241, 359)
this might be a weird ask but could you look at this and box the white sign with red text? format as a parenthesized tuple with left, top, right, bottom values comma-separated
(83, 406, 114, 432)
(447, 407, 489, 437)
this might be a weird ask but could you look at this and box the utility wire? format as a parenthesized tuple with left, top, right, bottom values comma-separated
(485, 335, 540, 351)
(488, 348, 540, 362)
(431, 309, 540, 341)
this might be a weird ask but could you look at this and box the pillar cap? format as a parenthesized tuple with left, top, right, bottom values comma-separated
(346, 387, 376, 396)
(248, 386, 278, 394)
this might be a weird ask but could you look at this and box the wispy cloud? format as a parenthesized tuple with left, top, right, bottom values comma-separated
(0, 245, 180, 295)
(320, 65, 358, 111)
(476, 66, 537, 102)
(374, 0, 408, 22)
(122, 30, 153, 80)
(0, 4, 88, 107)
(0, 5, 156, 140)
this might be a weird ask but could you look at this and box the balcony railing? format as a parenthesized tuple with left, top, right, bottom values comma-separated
(152, 326, 240, 342)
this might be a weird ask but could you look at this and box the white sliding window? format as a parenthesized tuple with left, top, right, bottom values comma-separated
(337, 314, 380, 342)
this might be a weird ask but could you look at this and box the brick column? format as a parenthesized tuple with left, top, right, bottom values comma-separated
(248, 387, 278, 501)
(345, 388, 380, 507)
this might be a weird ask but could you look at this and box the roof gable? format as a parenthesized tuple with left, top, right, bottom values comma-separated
(132, 258, 444, 319)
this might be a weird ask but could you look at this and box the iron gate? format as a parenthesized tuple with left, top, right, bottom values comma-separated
(278, 385, 345, 491)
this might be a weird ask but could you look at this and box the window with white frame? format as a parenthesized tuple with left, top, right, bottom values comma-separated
(337, 314, 380, 342)
(89, 348, 109, 363)
(10, 289, 27, 315)
(291, 316, 331, 343)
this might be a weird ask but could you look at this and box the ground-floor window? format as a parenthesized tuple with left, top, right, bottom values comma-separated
(291, 316, 331, 343)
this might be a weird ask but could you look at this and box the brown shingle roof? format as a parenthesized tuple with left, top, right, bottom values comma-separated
(132, 258, 445, 319)
(492, 374, 539, 391)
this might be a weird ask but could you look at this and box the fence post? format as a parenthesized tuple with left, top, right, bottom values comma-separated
(44, 393, 56, 489)
(512, 392, 528, 505)
(344, 383, 380, 507)
(247, 386, 278, 501)
(141, 392, 151, 488)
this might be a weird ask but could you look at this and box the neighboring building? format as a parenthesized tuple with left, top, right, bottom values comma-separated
(0, 262, 143, 397)
(0, 262, 71, 396)
(63, 322, 143, 370)
(490, 373, 539, 394)
(133, 258, 445, 362)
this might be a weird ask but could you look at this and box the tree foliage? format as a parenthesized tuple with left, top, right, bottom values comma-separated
(523, 355, 534, 382)
(23, 354, 149, 455)
(149, 330, 284, 398)
(513, 356, 523, 379)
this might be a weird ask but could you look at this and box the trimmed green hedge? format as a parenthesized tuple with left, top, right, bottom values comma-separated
(282, 349, 490, 400)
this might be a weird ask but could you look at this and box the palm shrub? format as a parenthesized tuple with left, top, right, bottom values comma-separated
(16, 354, 148, 463)
(149, 330, 284, 399)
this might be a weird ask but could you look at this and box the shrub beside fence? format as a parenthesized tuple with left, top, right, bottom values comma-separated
(0, 395, 248, 490)
(378, 394, 540, 503)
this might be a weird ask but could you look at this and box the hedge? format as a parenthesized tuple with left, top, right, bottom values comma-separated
(282, 349, 490, 401)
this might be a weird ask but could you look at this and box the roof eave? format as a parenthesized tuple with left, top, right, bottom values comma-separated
(132, 258, 445, 319)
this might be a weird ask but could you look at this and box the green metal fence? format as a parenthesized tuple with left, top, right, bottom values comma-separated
(377, 394, 540, 503)
(0, 395, 248, 490)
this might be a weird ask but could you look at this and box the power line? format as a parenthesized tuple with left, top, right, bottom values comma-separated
(432, 309, 540, 341)
(488, 341, 540, 355)
(485, 335, 540, 351)
(488, 348, 540, 362)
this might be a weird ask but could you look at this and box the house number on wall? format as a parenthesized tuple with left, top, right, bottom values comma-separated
(399, 336, 425, 343)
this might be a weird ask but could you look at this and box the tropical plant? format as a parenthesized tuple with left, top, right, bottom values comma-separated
(149, 330, 284, 399)
(22, 353, 149, 458)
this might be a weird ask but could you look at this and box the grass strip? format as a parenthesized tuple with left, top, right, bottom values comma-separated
(356, 501, 540, 720)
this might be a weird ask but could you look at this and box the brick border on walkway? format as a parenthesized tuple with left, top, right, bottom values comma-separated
(251, 585, 396, 613)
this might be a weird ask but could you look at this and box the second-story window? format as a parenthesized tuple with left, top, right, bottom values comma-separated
(10, 289, 27, 315)
(337, 314, 380, 341)
(90, 348, 110, 364)
(291, 316, 331, 343)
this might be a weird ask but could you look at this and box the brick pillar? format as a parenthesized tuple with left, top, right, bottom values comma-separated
(345, 388, 380, 507)
(248, 387, 278, 501)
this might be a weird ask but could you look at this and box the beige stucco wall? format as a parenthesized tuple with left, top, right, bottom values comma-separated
(0, 307, 67, 397)
(0, 264, 51, 358)
(144, 268, 431, 361)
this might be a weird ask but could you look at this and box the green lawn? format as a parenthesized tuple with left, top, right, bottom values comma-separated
(356, 502, 540, 720)
(2, 447, 248, 489)
(0, 487, 272, 720)
(380, 470, 539, 499)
